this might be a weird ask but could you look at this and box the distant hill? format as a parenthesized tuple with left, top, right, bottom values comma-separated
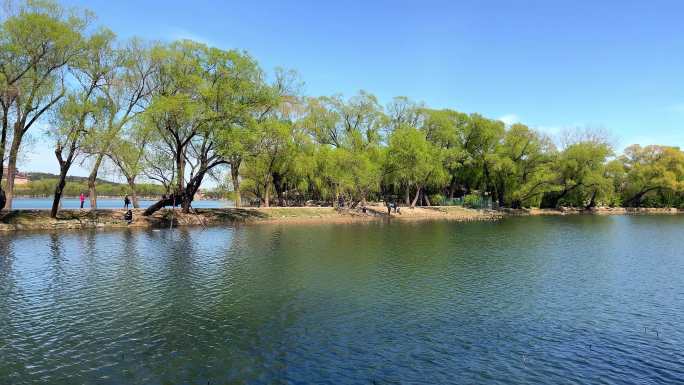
(27, 172, 124, 186)
(13, 172, 167, 197)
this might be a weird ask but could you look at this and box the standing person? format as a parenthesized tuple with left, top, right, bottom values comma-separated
(79, 192, 85, 209)
(124, 195, 131, 209)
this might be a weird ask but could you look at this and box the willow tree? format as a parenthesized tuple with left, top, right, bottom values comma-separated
(302, 91, 385, 206)
(462, 114, 506, 197)
(0, 0, 87, 209)
(107, 120, 154, 208)
(217, 68, 299, 207)
(240, 118, 301, 207)
(420, 109, 470, 199)
(385, 96, 423, 134)
(489, 124, 555, 208)
(142, 40, 272, 215)
(542, 139, 613, 208)
(142, 139, 176, 194)
(385, 125, 447, 207)
(49, 29, 115, 218)
(82, 39, 154, 209)
(619, 145, 684, 206)
(218, 118, 256, 207)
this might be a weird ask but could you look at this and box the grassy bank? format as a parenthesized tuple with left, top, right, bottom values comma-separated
(2, 205, 682, 232)
(501, 207, 684, 216)
(0, 205, 500, 231)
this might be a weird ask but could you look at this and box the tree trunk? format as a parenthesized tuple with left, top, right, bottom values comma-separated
(181, 171, 206, 214)
(175, 147, 186, 195)
(448, 176, 457, 199)
(4, 136, 21, 209)
(127, 177, 139, 208)
(87, 153, 105, 210)
(143, 195, 178, 216)
(272, 172, 285, 207)
(334, 187, 340, 208)
(586, 190, 598, 209)
(497, 186, 505, 208)
(181, 192, 192, 213)
(424, 193, 431, 206)
(51, 167, 70, 218)
(411, 185, 421, 208)
(231, 163, 241, 207)
(51, 138, 78, 218)
(88, 179, 97, 209)
(626, 187, 659, 207)
(263, 183, 271, 208)
(0, 109, 7, 210)
(143, 191, 193, 216)
(404, 184, 411, 205)
(482, 162, 491, 197)
(143, 162, 211, 217)
(546, 184, 579, 208)
(4, 151, 17, 210)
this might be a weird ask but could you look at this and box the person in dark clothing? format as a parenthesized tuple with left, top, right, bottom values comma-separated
(124, 209, 133, 224)
(124, 195, 131, 209)
(385, 201, 392, 216)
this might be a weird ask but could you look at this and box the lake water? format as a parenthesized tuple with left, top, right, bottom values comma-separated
(9, 198, 231, 210)
(1, 216, 683, 384)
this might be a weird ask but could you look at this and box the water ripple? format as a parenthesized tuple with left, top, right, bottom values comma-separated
(1, 216, 684, 384)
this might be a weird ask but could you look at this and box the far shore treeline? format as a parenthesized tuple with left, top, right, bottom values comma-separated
(8, 173, 229, 200)
(10, 173, 167, 199)
(2, 1, 684, 218)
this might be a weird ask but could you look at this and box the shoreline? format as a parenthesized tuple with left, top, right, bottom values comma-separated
(0, 206, 500, 232)
(501, 207, 684, 216)
(9, 196, 231, 202)
(0, 205, 681, 232)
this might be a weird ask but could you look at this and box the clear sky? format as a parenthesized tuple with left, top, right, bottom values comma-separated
(24, 0, 684, 177)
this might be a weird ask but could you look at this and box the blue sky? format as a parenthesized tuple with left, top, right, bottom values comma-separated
(25, 0, 684, 176)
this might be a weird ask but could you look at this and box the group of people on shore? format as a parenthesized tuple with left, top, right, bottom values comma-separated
(385, 200, 401, 215)
(77, 193, 132, 209)
(337, 195, 402, 216)
(78, 193, 131, 209)
(77, 193, 134, 224)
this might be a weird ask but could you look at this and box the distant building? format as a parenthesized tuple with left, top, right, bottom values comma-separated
(1, 167, 30, 185)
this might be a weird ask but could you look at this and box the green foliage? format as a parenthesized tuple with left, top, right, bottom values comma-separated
(463, 194, 482, 208)
(3, 0, 684, 212)
(618, 145, 684, 206)
(489, 124, 555, 207)
(14, 177, 165, 197)
(541, 140, 614, 208)
(385, 125, 448, 202)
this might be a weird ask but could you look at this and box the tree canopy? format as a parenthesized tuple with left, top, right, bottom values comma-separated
(2, 0, 684, 215)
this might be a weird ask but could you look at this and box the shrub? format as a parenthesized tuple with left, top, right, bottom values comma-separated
(463, 193, 481, 208)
